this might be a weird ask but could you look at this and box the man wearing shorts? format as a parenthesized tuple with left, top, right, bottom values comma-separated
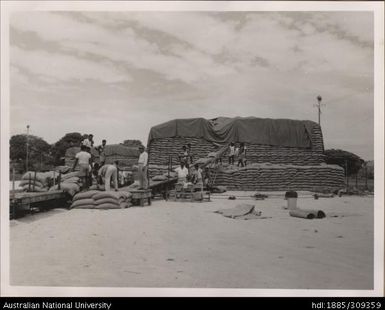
(72, 145, 92, 190)
(98, 161, 119, 191)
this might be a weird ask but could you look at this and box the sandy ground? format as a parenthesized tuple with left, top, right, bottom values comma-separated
(10, 192, 374, 289)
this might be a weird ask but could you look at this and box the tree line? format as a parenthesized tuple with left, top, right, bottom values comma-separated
(9, 132, 143, 173)
(10, 132, 373, 179)
(10, 132, 84, 172)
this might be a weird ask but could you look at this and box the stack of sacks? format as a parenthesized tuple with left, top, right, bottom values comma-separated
(148, 165, 176, 178)
(212, 163, 345, 192)
(70, 190, 132, 209)
(103, 144, 139, 167)
(148, 137, 216, 166)
(55, 166, 72, 174)
(70, 190, 100, 209)
(152, 175, 168, 182)
(89, 184, 105, 191)
(49, 171, 81, 196)
(147, 126, 325, 166)
(20, 171, 56, 192)
(151, 171, 177, 182)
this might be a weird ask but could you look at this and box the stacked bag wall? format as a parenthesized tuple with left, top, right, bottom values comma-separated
(70, 190, 132, 209)
(147, 118, 344, 191)
(213, 164, 344, 192)
(20, 171, 55, 192)
(148, 125, 325, 166)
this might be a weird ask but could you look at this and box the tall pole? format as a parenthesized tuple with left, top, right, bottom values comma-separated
(26, 125, 30, 172)
(316, 95, 322, 126)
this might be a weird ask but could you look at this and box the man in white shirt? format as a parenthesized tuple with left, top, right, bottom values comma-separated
(98, 161, 118, 191)
(97, 139, 107, 166)
(191, 163, 203, 189)
(138, 146, 148, 190)
(72, 145, 92, 190)
(228, 142, 235, 165)
(175, 162, 189, 184)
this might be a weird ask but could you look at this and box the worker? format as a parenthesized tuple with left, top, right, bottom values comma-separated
(237, 142, 247, 167)
(187, 143, 193, 165)
(88, 134, 95, 147)
(138, 146, 148, 190)
(92, 162, 100, 183)
(228, 142, 235, 165)
(179, 145, 189, 168)
(203, 167, 212, 190)
(175, 161, 189, 184)
(81, 134, 92, 152)
(96, 139, 107, 166)
(191, 163, 203, 191)
(234, 143, 240, 158)
(72, 145, 92, 190)
(98, 161, 119, 191)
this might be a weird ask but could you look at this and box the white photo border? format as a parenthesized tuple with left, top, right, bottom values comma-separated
(1, 1, 383, 297)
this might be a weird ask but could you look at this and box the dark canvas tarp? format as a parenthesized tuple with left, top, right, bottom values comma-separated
(148, 117, 318, 149)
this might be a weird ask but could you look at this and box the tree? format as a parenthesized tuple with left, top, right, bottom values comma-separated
(51, 132, 83, 165)
(123, 139, 144, 148)
(10, 134, 52, 171)
(324, 149, 364, 176)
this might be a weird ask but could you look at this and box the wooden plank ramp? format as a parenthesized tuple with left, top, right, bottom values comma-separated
(10, 190, 67, 205)
(9, 190, 69, 219)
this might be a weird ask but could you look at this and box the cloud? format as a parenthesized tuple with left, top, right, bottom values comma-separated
(11, 12, 235, 84)
(8, 11, 375, 159)
(10, 45, 131, 84)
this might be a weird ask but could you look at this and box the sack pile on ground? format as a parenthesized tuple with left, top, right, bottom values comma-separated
(20, 171, 56, 192)
(151, 174, 169, 181)
(148, 126, 325, 166)
(148, 162, 344, 191)
(49, 171, 81, 196)
(55, 166, 72, 174)
(70, 190, 132, 209)
(103, 144, 139, 167)
(212, 163, 345, 191)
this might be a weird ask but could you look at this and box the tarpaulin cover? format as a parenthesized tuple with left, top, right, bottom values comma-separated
(148, 117, 318, 148)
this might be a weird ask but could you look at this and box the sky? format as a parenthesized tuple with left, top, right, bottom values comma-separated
(9, 11, 374, 160)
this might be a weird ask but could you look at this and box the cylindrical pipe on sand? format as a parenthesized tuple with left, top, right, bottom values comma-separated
(289, 209, 326, 219)
(285, 191, 298, 210)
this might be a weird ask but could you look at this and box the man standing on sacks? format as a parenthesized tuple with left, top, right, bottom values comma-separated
(138, 146, 149, 190)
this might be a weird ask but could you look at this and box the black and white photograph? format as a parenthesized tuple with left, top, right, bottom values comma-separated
(1, 1, 383, 297)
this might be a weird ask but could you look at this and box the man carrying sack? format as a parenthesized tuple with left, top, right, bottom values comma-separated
(138, 146, 148, 190)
